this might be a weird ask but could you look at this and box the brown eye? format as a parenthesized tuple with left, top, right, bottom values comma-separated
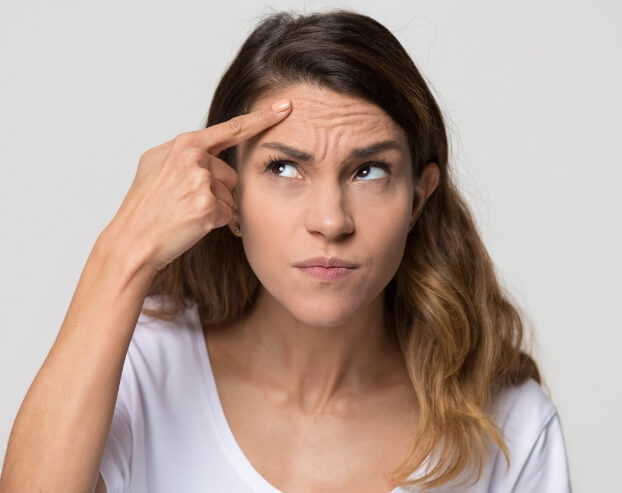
(355, 162, 391, 180)
(264, 158, 299, 178)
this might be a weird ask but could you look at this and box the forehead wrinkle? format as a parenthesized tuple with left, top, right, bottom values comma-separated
(294, 106, 391, 130)
(290, 114, 399, 164)
(311, 118, 405, 164)
(248, 114, 406, 165)
(244, 85, 407, 165)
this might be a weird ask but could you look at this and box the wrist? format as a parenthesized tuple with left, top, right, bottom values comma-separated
(93, 225, 158, 288)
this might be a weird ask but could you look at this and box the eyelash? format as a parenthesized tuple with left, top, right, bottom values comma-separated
(262, 154, 392, 180)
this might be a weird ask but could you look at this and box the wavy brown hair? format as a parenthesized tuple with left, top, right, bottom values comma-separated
(142, 9, 542, 490)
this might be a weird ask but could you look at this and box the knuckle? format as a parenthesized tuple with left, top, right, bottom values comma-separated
(257, 109, 272, 123)
(139, 147, 156, 165)
(182, 146, 204, 164)
(194, 193, 212, 214)
(192, 169, 212, 190)
(226, 116, 244, 135)
(138, 152, 150, 168)
(137, 152, 156, 174)
(172, 132, 193, 150)
(201, 220, 215, 235)
(218, 206, 233, 226)
(205, 204, 231, 231)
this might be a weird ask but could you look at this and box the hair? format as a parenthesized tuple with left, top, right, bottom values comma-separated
(143, 9, 542, 490)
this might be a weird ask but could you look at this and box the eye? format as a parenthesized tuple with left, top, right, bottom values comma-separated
(264, 157, 300, 178)
(262, 155, 392, 181)
(355, 162, 391, 180)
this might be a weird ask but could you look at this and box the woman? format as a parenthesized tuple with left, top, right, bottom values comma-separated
(0, 9, 571, 493)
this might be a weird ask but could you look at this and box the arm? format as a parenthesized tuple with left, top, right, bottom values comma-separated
(0, 229, 154, 493)
(0, 100, 291, 493)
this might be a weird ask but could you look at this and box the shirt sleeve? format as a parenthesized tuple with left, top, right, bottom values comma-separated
(511, 412, 572, 493)
(98, 356, 134, 493)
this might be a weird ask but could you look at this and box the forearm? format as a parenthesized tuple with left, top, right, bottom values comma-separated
(0, 229, 155, 493)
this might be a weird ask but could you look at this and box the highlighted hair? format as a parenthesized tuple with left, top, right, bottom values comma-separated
(143, 10, 541, 489)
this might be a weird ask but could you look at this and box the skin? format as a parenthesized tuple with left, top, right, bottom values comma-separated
(205, 83, 440, 491)
(0, 98, 298, 493)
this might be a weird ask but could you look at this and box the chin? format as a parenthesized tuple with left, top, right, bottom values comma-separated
(280, 297, 364, 329)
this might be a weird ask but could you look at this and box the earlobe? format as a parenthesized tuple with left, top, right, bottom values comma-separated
(228, 220, 242, 236)
(228, 202, 242, 236)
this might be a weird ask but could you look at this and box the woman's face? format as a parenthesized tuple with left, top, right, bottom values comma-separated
(232, 83, 427, 327)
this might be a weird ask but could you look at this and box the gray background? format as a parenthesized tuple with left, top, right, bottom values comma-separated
(1, 1, 620, 490)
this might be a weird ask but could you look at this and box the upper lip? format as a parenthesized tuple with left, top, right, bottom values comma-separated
(294, 256, 359, 268)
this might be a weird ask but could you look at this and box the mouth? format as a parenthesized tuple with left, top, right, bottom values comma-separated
(295, 266, 356, 281)
(292, 256, 359, 268)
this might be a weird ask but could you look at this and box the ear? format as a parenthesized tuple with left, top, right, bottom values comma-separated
(228, 216, 241, 236)
(227, 188, 242, 236)
(409, 162, 440, 230)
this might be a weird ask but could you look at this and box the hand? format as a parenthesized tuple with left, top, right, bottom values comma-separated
(104, 99, 292, 275)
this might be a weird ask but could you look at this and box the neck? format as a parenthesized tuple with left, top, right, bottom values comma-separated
(225, 287, 405, 416)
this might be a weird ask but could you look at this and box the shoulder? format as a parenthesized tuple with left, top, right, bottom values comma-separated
(490, 378, 558, 443)
(131, 295, 202, 350)
(492, 378, 557, 425)
(122, 296, 203, 381)
(398, 379, 570, 492)
(486, 379, 571, 491)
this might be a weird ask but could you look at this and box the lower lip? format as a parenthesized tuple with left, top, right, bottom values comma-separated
(296, 266, 356, 281)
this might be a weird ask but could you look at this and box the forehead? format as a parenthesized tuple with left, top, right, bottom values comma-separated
(243, 83, 407, 150)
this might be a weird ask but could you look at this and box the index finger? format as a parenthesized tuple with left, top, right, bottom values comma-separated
(197, 99, 292, 156)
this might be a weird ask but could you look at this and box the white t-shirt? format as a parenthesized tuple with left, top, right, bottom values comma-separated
(99, 297, 572, 492)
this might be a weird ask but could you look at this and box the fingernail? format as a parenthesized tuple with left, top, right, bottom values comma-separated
(271, 99, 291, 113)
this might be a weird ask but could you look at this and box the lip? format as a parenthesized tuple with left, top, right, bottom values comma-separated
(293, 256, 359, 268)
(295, 266, 356, 281)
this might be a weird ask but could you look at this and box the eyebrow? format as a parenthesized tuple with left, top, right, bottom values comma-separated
(259, 140, 404, 162)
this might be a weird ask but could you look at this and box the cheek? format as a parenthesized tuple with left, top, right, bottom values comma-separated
(239, 180, 412, 268)
(238, 184, 297, 237)
(363, 196, 412, 280)
(234, 180, 412, 325)
(237, 185, 296, 276)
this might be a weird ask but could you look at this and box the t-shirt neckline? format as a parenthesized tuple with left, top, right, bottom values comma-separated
(191, 307, 284, 493)
(189, 303, 411, 493)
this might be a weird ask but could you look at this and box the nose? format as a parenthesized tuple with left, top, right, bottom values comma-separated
(304, 181, 355, 241)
